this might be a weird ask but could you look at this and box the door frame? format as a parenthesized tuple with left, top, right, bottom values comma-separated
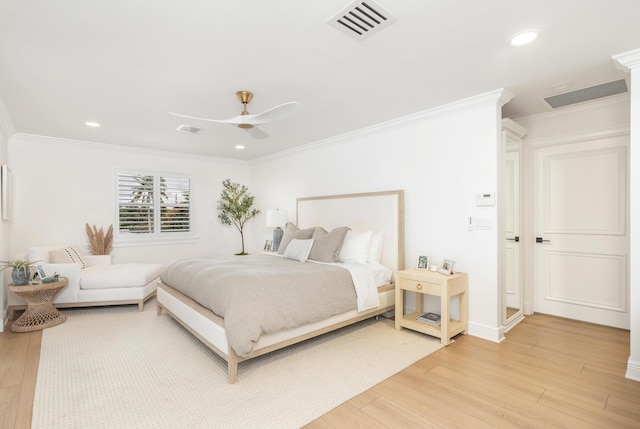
(500, 119, 527, 332)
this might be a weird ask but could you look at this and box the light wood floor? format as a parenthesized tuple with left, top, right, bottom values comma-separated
(0, 327, 40, 429)
(1, 313, 638, 429)
(304, 313, 639, 428)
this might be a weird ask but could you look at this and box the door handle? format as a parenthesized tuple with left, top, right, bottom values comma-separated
(535, 237, 550, 243)
(506, 236, 520, 242)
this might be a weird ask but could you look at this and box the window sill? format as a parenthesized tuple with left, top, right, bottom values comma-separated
(113, 235, 199, 247)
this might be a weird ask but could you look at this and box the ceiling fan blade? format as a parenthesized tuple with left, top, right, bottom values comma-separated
(244, 126, 269, 140)
(247, 102, 300, 125)
(169, 111, 269, 139)
(169, 111, 238, 124)
(169, 97, 300, 128)
(169, 111, 268, 126)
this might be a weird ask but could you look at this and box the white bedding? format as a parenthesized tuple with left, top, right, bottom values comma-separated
(265, 253, 391, 312)
(338, 262, 380, 311)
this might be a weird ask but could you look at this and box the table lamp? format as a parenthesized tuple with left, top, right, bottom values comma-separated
(265, 209, 289, 251)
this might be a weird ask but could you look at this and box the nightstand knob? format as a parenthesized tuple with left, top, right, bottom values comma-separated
(417, 283, 423, 290)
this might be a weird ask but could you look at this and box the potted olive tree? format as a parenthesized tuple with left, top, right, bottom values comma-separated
(0, 259, 37, 285)
(217, 179, 261, 255)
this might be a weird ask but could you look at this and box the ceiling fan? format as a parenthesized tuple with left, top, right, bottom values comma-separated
(170, 91, 300, 139)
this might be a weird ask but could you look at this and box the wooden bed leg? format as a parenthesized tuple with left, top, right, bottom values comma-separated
(157, 303, 163, 316)
(228, 348, 239, 384)
(138, 300, 144, 312)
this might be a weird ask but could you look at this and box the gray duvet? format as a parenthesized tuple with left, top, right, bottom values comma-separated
(159, 254, 357, 357)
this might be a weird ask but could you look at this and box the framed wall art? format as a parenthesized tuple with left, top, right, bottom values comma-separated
(1, 164, 12, 221)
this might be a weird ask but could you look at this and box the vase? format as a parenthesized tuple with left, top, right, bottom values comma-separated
(11, 267, 32, 286)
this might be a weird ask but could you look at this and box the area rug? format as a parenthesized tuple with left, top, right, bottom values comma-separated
(33, 299, 442, 429)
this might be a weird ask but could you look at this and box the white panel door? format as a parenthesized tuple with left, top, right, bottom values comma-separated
(533, 136, 629, 329)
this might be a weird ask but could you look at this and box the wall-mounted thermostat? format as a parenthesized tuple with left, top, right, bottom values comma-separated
(476, 193, 495, 206)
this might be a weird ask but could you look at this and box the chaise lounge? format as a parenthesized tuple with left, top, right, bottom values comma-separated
(8, 244, 163, 318)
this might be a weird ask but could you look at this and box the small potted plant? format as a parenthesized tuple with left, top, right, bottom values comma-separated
(0, 259, 37, 286)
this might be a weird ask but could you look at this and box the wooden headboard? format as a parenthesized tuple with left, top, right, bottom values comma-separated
(296, 190, 404, 277)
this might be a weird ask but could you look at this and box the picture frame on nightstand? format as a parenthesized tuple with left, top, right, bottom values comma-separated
(36, 264, 47, 279)
(439, 259, 455, 275)
(416, 255, 430, 270)
(263, 240, 273, 251)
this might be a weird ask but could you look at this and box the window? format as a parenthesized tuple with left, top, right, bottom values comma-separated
(116, 170, 191, 241)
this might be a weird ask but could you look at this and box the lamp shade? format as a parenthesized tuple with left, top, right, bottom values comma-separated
(265, 209, 289, 228)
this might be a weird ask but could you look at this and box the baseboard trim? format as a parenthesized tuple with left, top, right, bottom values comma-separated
(468, 321, 502, 343)
(626, 358, 640, 381)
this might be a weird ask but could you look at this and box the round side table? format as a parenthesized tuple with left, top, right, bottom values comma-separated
(9, 278, 69, 333)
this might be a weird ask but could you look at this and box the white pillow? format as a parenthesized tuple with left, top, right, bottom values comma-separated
(339, 230, 373, 263)
(367, 231, 384, 264)
(283, 239, 314, 262)
(49, 246, 88, 268)
(28, 244, 67, 263)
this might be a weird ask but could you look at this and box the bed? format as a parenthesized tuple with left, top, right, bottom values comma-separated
(156, 190, 404, 383)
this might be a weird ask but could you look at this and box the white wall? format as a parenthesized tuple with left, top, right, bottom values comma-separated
(0, 97, 13, 330)
(613, 49, 640, 381)
(627, 58, 640, 382)
(626, 57, 640, 382)
(8, 134, 252, 264)
(249, 90, 509, 341)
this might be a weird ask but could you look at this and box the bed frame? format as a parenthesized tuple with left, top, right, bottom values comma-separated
(157, 190, 404, 383)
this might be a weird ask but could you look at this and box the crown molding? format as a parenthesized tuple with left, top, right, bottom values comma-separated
(252, 88, 511, 164)
(514, 93, 630, 125)
(502, 118, 528, 138)
(523, 124, 629, 148)
(11, 133, 248, 165)
(613, 48, 640, 72)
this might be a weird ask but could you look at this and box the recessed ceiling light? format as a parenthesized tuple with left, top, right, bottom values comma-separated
(85, 121, 101, 127)
(235, 145, 245, 150)
(510, 30, 539, 46)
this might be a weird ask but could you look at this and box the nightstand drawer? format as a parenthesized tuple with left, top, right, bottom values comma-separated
(401, 278, 441, 294)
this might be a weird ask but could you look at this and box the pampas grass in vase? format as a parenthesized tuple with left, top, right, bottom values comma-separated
(85, 223, 113, 255)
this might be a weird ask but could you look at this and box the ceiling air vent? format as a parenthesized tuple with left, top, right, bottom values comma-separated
(542, 79, 628, 110)
(328, 1, 396, 40)
(176, 124, 201, 134)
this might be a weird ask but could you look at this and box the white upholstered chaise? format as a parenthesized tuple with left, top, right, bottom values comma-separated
(8, 244, 162, 318)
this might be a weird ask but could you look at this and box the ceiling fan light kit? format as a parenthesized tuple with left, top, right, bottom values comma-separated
(237, 91, 254, 129)
(170, 91, 300, 139)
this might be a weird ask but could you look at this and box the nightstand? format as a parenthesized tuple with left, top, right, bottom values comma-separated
(395, 269, 468, 345)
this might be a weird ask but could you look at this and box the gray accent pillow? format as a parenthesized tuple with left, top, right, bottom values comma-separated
(308, 226, 350, 262)
(278, 223, 316, 254)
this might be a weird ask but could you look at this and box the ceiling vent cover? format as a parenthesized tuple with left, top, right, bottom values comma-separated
(542, 79, 628, 110)
(328, 1, 396, 40)
(176, 124, 201, 134)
